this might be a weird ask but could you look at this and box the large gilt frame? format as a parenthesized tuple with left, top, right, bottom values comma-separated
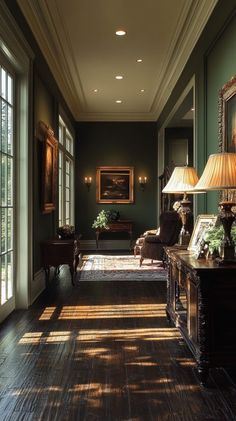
(96, 166, 134, 204)
(218, 75, 236, 204)
(39, 121, 58, 214)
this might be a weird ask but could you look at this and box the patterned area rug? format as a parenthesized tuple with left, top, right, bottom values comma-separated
(77, 255, 167, 281)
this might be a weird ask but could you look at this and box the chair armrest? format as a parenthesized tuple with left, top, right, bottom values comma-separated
(144, 229, 157, 236)
(144, 235, 162, 244)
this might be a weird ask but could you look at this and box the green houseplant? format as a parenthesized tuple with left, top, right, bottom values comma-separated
(92, 209, 120, 229)
(204, 224, 236, 256)
(92, 210, 110, 229)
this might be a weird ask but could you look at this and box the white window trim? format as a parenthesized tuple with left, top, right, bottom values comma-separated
(0, 2, 34, 316)
(58, 115, 75, 226)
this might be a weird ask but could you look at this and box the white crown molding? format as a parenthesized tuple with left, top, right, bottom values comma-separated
(77, 111, 157, 122)
(17, 0, 218, 122)
(17, 0, 81, 119)
(151, 0, 218, 120)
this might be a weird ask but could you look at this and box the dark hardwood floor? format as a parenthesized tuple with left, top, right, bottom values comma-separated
(0, 266, 236, 420)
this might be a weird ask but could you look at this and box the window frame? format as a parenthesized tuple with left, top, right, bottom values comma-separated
(0, 59, 15, 306)
(58, 115, 74, 227)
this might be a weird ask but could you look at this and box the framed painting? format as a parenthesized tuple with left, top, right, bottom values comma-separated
(40, 122, 58, 213)
(96, 166, 134, 204)
(218, 75, 236, 204)
(219, 75, 236, 153)
(188, 214, 217, 254)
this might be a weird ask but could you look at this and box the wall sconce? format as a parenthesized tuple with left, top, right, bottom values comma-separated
(138, 176, 147, 191)
(84, 176, 92, 191)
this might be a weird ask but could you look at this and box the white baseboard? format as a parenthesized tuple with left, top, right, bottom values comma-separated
(31, 269, 45, 304)
(80, 239, 134, 251)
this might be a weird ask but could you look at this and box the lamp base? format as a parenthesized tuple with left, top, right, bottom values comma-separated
(216, 201, 236, 265)
(179, 232, 191, 246)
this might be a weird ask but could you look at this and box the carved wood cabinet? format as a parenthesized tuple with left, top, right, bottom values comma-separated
(41, 238, 80, 285)
(165, 246, 236, 385)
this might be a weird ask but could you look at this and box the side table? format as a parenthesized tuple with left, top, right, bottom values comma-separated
(96, 220, 133, 249)
(41, 238, 80, 285)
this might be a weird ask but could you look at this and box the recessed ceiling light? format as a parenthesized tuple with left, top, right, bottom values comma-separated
(93, 89, 98, 93)
(116, 100, 122, 103)
(116, 30, 126, 36)
(140, 89, 145, 93)
(191, 107, 195, 111)
(115, 75, 123, 80)
(137, 58, 143, 63)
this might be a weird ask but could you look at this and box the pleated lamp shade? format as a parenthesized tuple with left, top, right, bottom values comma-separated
(162, 166, 199, 194)
(194, 153, 236, 191)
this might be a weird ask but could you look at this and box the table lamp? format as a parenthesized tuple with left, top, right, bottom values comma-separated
(162, 166, 199, 245)
(193, 152, 236, 263)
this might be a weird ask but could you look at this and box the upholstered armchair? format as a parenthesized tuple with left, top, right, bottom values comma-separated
(139, 211, 182, 266)
(134, 228, 160, 257)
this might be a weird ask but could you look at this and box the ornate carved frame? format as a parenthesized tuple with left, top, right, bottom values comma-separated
(218, 75, 236, 204)
(218, 75, 236, 152)
(96, 166, 134, 204)
(39, 121, 58, 214)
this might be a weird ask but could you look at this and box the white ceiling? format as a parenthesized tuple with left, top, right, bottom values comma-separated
(17, 0, 217, 122)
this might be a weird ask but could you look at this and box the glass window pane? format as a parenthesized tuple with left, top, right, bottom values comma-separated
(7, 106, 13, 155)
(7, 208, 13, 251)
(7, 157, 13, 206)
(7, 75, 13, 105)
(66, 202, 70, 220)
(1, 154, 7, 206)
(1, 68, 6, 100)
(0, 65, 15, 306)
(58, 115, 74, 226)
(1, 208, 7, 253)
(1, 101, 7, 153)
(59, 124, 63, 144)
(66, 159, 70, 173)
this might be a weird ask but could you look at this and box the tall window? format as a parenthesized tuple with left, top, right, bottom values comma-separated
(0, 65, 14, 305)
(58, 115, 74, 226)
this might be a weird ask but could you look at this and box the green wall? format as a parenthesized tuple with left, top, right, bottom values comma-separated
(76, 122, 157, 240)
(157, 0, 236, 216)
(206, 11, 236, 213)
(5, 0, 76, 272)
(5, 0, 236, 267)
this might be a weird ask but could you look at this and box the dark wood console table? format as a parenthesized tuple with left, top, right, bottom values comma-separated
(96, 220, 133, 249)
(165, 246, 236, 385)
(41, 238, 80, 285)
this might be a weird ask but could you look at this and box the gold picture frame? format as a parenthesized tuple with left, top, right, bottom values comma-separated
(96, 166, 134, 204)
(219, 75, 236, 153)
(218, 75, 236, 204)
(40, 122, 58, 214)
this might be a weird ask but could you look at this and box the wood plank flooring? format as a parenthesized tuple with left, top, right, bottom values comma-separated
(0, 266, 236, 420)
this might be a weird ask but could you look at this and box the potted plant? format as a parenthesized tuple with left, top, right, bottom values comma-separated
(92, 209, 120, 229)
(92, 210, 110, 229)
(203, 224, 236, 257)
